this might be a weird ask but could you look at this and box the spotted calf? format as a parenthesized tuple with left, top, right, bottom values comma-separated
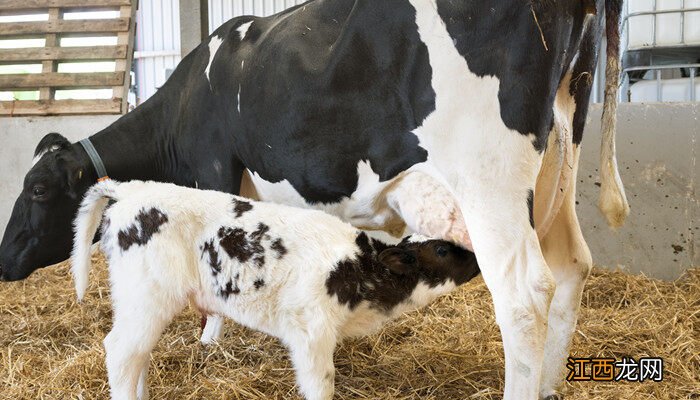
(72, 180, 479, 400)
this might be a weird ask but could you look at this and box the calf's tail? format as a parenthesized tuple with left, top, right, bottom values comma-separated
(599, 0, 630, 228)
(71, 179, 120, 302)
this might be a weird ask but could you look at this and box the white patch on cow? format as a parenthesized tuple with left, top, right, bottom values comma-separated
(205, 36, 224, 86)
(32, 144, 61, 166)
(249, 161, 396, 230)
(407, 2, 554, 399)
(237, 21, 254, 40)
(237, 85, 241, 113)
(212, 159, 222, 175)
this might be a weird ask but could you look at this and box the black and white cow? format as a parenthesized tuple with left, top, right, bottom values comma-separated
(1, 1, 628, 398)
(72, 180, 481, 400)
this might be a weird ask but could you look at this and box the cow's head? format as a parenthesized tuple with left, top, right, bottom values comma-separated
(379, 237, 480, 285)
(0, 133, 88, 281)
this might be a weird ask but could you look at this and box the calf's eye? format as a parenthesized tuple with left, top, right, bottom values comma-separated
(436, 246, 448, 257)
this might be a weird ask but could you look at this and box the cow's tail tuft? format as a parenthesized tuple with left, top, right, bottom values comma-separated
(599, 0, 629, 228)
(71, 179, 120, 302)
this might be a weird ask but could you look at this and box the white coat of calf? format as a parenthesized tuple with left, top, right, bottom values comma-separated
(72, 180, 480, 400)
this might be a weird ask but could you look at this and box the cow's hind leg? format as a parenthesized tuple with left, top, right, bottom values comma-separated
(539, 149, 592, 399)
(440, 136, 555, 399)
(462, 193, 555, 400)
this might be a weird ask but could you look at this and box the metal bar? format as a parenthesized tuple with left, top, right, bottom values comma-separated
(680, 0, 685, 45)
(691, 68, 696, 102)
(656, 69, 662, 101)
(652, 0, 657, 47)
(624, 7, 700, 19)
(623, 63, 700, 72)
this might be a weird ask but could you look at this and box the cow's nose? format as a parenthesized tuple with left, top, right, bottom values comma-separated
(0, 265, 5, 281)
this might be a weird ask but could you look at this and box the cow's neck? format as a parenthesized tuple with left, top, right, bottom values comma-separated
(84, 96, 173, 183)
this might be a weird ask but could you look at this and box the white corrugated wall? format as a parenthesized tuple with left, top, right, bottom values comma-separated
(134, 0, 304, 103)
(208, 0, 307, 33)
(135, 0, 181, 102)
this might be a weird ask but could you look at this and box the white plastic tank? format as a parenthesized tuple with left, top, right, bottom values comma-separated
(628, 0, 700, 48)
(630, 78, 699, 101)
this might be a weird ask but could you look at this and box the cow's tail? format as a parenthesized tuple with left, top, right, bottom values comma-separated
(599, 0, 629, 228)
(71, 179, 120, 302)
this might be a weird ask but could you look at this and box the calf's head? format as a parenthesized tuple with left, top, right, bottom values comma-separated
(0, 133, 88, 281)
(379, 237, 480, 285)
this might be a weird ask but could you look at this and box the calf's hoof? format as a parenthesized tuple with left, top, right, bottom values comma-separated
(543, 394, 563, 400)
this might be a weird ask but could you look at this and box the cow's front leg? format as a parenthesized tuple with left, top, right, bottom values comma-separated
(385, 171, 471, 247)
(538, 148, 592, 399)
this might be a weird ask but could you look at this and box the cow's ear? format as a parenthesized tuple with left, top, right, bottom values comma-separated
(34, 133, 71, 159)
(55, 155, 84, 199)
(379, 248, 417, 275)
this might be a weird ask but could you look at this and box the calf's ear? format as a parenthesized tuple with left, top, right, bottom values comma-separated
(379, 248, 417, 275)
(34, 132, 71, 159)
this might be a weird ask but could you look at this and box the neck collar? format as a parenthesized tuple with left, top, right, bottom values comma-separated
(79, 138, 110, 182)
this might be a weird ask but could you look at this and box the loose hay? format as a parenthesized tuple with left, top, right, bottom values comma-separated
(0, 255, 698, 399)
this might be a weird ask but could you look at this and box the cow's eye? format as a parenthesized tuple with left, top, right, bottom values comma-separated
(32, 186, 47, 198)
(436, 246, 449, 257)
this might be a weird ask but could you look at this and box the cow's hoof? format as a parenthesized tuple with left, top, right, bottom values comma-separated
(543, 394, 563, 400)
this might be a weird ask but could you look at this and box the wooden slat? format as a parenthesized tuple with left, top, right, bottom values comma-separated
(0, 18, 129, 35)
(0, 98, 121, 115)
(0, 45, 127, 61)
(0, 0, 131, 11)
(0, 72, 124, 88)
(39, 7, 58, 100)
(114, 2, 135, 113)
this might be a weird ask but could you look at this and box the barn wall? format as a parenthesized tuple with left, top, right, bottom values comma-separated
(579, 102, 699, 280)
(208, 0, 307, 32)
(0, 115, 120, 231)
(134, 0, 182, 102)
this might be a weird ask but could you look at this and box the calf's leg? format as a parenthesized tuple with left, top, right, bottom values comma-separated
(285, 323, 337, 400)
(104, 281, 186, 400)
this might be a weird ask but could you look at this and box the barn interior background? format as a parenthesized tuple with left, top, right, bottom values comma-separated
(0, 0, 698, 279)
(0, 2, 698, 399)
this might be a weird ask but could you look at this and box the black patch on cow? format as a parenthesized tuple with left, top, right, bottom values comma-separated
(254, 279, 265, 290)
(435, 1, 592, 151)
(527, 189, 535, 229)
(201, 239, 222, 275)
(570, 7, 604, 145)
(223, 1, 434, 204)
(217, 223, 268, 267)
(117, 208, 168, 251)
(233, 198, 253, 217)
(270, 238, 287, 259)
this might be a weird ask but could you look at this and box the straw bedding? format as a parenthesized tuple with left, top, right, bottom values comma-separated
(0, 255, 698, 399)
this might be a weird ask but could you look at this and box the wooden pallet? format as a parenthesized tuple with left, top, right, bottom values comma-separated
(0, 0, 137, 116)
